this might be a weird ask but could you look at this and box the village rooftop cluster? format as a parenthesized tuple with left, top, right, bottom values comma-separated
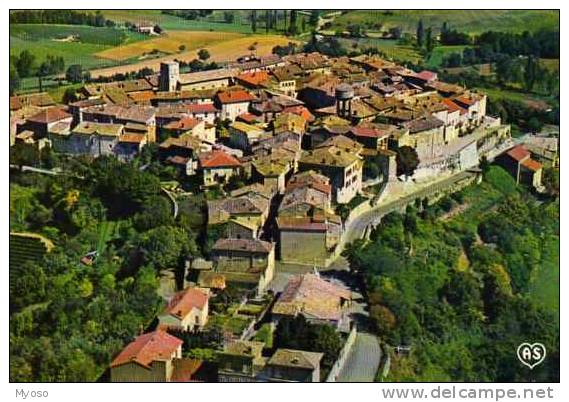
(10, 50, 550, 382)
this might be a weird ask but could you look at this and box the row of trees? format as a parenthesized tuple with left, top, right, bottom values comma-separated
(10, 10, 114, 27)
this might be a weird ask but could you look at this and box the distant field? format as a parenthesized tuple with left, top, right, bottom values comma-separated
(97, 10, 257, 33)
(89, 34, 297, 78)
(331, 10, 559, 35)
(339, 38, 422, 64)
(10, 24, 145, 70)
(96, 30, 245, 61)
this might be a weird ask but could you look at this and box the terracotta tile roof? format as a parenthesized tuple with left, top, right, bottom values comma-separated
(300, 146, 361, 168)
(441, 98, 464, 114)
(237, 112, 262, 124)
(521, 158, 542, 171)
(350, 125, 390, 138)
(164, 117, 201, 131)
(454, 95, 477, 107)
(282, 105, 315, 122)
(185, 103, 219, 114)
(164, 287, 208, 319)
(110, 330, 182, 368)
(216, 90, 256, 104)
(213, 238, 273, 254)
(27, 107, 71, 124)
(236, 71, 270, 87)
(415, 70, 438, 82)
(199, 150, 241, 168)
(506, 145, 531, 162)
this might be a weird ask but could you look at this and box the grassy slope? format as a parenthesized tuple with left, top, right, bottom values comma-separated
(331, 10, 559, 35)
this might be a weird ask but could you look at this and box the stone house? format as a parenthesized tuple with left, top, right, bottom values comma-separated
(211, 238, 275, 294)
(20, 107, 73, 139)
(299, 146, 363, 204)
(207, 193, 271, 239)
(217, 341, 266, 382)
(229, 121, 266, 151)
(157, 287, 210, 331)
(163, 117, 212, 143)
(272, 273, 352, 330)
(262, 349, 324, 382)
(184, 103, 221, 125)
(63, 122, 124, 157)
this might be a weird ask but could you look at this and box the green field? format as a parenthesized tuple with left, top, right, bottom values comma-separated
(331, 10, 559, 35)
(10, 24, 145, 70)
(425, 45, 468, 68)
(339, 37, 422, 64)
(98, 10, 258, 33)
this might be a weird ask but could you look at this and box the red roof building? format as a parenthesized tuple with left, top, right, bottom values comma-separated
(185, 103, 219, 114)
(164, 117, 202, 131)
(163, 287, 208, 320)
(110, 330, 183, 369)
(506, 145, 531, 162)
(216, 90, 256, 104)
(198, 150, 241, 168)
(282, 105, 315, 123)
(236, 71, 270, 88)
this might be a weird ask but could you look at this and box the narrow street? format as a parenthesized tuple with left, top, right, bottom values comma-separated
(337, 332, 381, 382)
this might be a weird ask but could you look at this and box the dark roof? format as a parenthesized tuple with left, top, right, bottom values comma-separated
(213, 238, 273, 254)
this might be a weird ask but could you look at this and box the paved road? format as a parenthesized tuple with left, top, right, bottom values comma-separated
(337, 332, 382, 382)
(337, 171, 477, 251)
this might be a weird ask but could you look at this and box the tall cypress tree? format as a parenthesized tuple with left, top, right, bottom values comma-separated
(251, 10, 257, 33)
(416, 19, 424, 48)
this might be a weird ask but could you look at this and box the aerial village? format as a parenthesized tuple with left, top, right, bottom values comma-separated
(10, 50, 549, 382)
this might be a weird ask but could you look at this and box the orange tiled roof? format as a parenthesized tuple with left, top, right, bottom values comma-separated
(521, 158, 542, 171)
(164, 117, 201, 131)
(506, 145, 531, 162)
(110, 330, 182, 368)
(164, 287, 208, 319)
(198, 150, 241, 168)
(236, 71, 270, 87)
(216, 90, 255, 104)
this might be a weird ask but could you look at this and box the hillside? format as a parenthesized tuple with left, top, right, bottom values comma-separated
(330, 10, 559, 35)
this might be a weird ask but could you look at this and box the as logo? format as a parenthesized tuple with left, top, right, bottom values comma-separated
(517, 343, 546, 369)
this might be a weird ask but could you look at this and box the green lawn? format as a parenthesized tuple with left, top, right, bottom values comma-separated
(331, 10, 559, 35)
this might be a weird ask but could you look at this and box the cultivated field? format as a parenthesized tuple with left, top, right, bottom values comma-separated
(330, 10, 559, 35)
(10, 24, 145, 70)
(95, 31, 245, 61)
(89, 34, 297, 78)
(96, 10, 257, 33)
